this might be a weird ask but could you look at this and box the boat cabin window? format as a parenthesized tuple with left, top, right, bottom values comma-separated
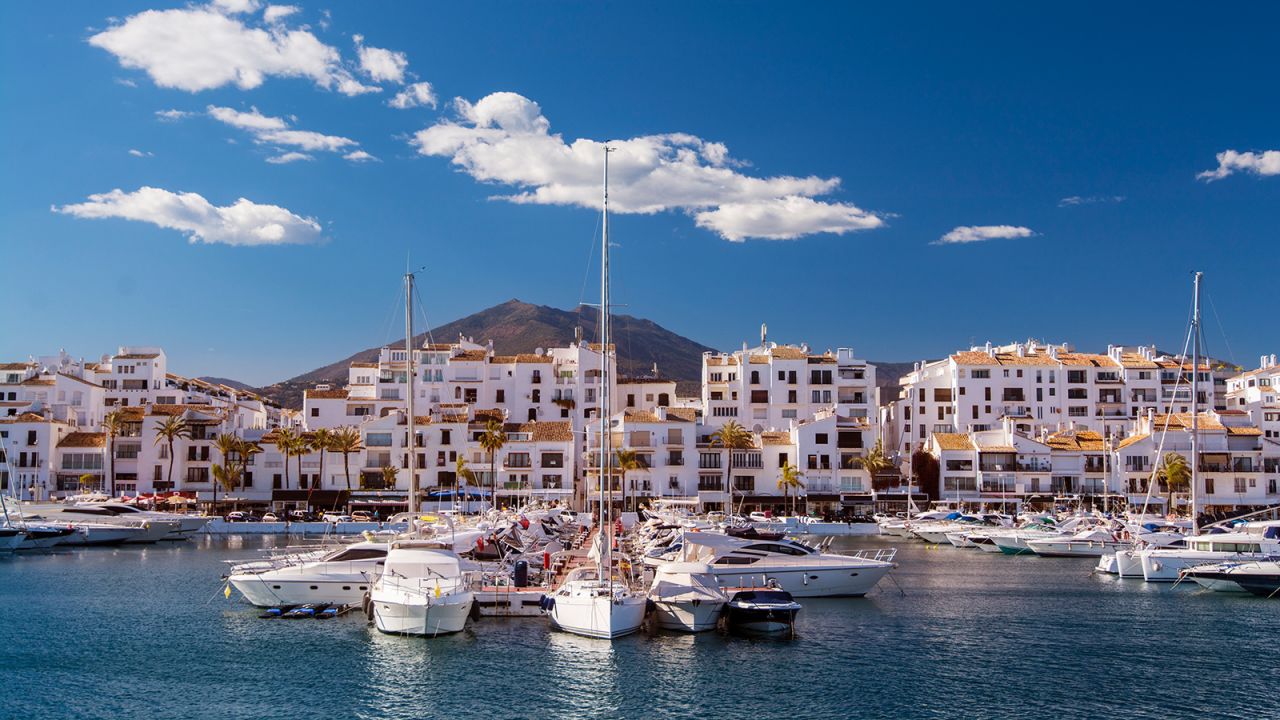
(743, 543, 811, 556)
(325, 548, 387, 562)
(714, 556, 760, 565)
(1211, 542, 1261, 553)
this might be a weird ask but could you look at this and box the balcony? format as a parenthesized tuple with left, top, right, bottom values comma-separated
(1231, 460, 1259, 473)
(1016, 461, 1052, 472)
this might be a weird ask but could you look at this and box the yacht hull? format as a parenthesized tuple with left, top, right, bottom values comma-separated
(1139, 551, 1262, 582)
(372, 593, 473, 636)
(710, 563, 892, 598)
(17, 527, 75, 550)
(548, 595, 646, 639)
(1028, 540, 1127, 558)
(59, 525, 145, 546)
(651, 599, 724, 632)
(230, 576, 375, 607)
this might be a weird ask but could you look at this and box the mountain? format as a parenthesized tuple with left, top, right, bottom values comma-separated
(259, 299, 717, 408)
(198, 376, 258, 393)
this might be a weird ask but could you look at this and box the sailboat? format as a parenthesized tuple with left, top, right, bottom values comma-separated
(546, 146, 647, 639)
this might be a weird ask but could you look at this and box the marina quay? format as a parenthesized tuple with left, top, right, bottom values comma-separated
(5, 2, 1279, 719)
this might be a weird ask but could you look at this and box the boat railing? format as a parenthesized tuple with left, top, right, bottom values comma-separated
(844, 547, 897, 564)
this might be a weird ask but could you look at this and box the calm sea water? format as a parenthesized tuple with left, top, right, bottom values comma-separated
(1, 536, 1273, 720)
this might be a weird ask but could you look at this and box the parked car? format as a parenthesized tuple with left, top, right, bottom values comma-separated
(225, 511, 257, 522)
(260, 513, 279, 522)
(321, 513, 353, 523)
(288, 510, 319, 522)
(350, 511, 374, 522)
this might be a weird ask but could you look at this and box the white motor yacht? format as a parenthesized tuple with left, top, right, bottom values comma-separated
(228, 540, 388, 607)
(1181, 559, 1280, 596)
(546, 564, 648, 640)
(370, 541, 474, 636)
(59, 523, 151, 546)
(676, 532, 896, 597)
(1027, 529, 1128, 558)
(31, 505, 178, 543)
(648, 562, 728, 632)
(1138, 530, 1280, 582)
(85, 502, 209, 539)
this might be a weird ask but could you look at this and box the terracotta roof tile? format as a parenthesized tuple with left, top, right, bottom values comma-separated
(760, 431, 791, 446)
(114, 353, 160, 360)
(0, 412, 51, 424)
(0, 363, 32, 371)
(1117, 434, 1149, 449)
(1226, 426, 1263, 436)
(664, 408, 699, 423)
(304, 388, 349, 400)
(770, 347, 808, 360)
(933, 433, 975, 451)
(21, 378, 54, 386)
(58, 431, 105, 448)
(1045, 430, 1106, 452)
(452, 350, 488, 362)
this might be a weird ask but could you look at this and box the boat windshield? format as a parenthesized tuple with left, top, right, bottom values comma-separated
(742, 542, 812, 556)
(324, 547, 386, 563)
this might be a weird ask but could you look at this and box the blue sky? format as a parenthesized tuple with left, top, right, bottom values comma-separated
(2, 2, 1277, 386)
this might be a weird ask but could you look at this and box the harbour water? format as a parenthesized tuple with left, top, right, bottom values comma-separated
(1, 536, 1271, 720)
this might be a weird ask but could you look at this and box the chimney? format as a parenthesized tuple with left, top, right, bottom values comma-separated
(657, 407, 668, 421)
(761, 322, 768, 346)
(1015, 344, 1026, 358)
(575, 326, 583, 345)
(984, 341, 993, 356)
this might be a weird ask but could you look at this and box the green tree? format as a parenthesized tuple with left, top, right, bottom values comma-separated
(212, 462, 242, 501)
(862, 440, 892, 491)
(212, 432, 242, 507)
(709, 420, 753, 515)
(330, 426, 362, 495)
(1158, 452, 1192, 510)
(615, 448, 645, 512)
(153, 415, 191, 492)
(777, 462, 805, 516)
(380, 465, 398, 493)
(310, 428, 334, 491)
(479, 419, 506, 511)
(273, 427, 302, 490)
(101, 410, 124, 497)
(455, 455, 478, 513)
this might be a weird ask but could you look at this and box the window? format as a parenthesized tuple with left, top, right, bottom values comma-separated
(506, 452, 531, 468)
(366, 433, 392, 447)
(541, 452, 563, 468)
(814, 433, 828, 445)
(972, 370, 990, 379)
(778, 452, 788, 468)
(310, 408, 319, 417)
(495, 389, 505, 403)
(1234, 478, 1247, 494)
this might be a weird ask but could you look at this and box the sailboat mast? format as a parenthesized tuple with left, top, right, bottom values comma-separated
(1190, 271, 1201, 535)
(406, 270, 419, 516)
(600, 145, 613, 585)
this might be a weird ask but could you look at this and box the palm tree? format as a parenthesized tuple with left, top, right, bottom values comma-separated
(310, 428, 334, 491)
(777, 463, 805, 516)
(212, 462, 242, 502)
(380, 465, 398, 494)
(861, 440, 892, 492)
(709, 420, 753, 515)
(455, 455, 478, 514)
(331, 426, 362, 494)
(273, 428, 301, 490)
(153, 415, 191, 492)
(101, 410, 123, 497)
(237, 439, 262, 491)
(615, 448, 645, 512)
(212, 432, 242, 507)
(479, 419, 506, 511)
(1157, 452, 1192, 511)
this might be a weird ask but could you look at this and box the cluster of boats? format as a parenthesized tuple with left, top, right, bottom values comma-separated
(1, 497, 208, 551)
(879, 507, 1280, 598)
(223, 504, 899, 639)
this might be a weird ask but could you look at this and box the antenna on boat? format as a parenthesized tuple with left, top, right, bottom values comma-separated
(406, 266, 419, 517)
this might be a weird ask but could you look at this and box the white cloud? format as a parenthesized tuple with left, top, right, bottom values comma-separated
(211, 0, 260, 14)
(262, 4, 299, 23)
(389, 81, 438, 109)
(343, 150, 378, 162)
(354, 34, 408, 84)
(89, 5, 377, 95)
(53, 186, 322, 246)
(411, 92, 883, 241)
(1058, 195, 1125, 207)
(265, 151, 312, 164)
(155, 108, 193, 121)
(206, 105, 358, 156)
(1197, 150, 1280, 181)
(128, 149, 153, 157)
(115, 77, 138, 88)
(207, 105, 286, 131)
(934, 225, 1036, 245)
